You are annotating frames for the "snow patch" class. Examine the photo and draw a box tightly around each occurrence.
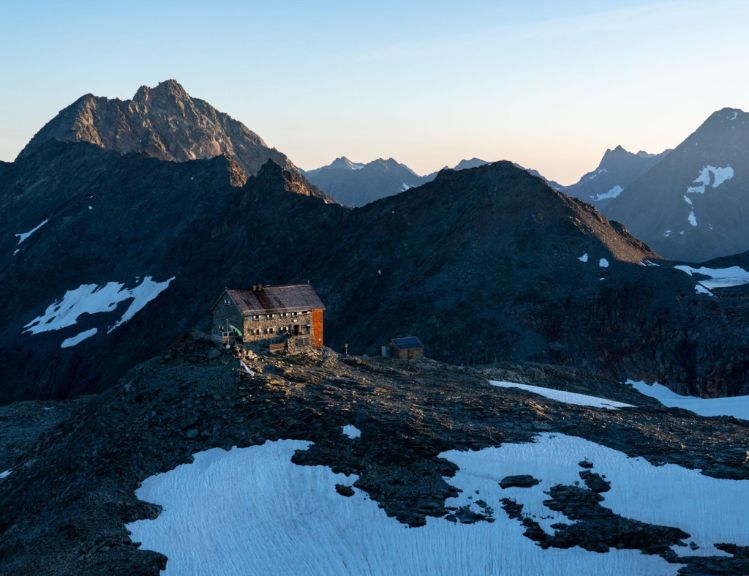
[400,182,411,192]
[599,258,609,268]
[0,469,11,480]
[490,380,632,410]
[674,265,749,289]
[694,284,714,297]
[594,185,623,201]
[342,424,361,439]
[578,253,589,263]
[586,168,608,181]
[239,361,254,376]
[126,437,689,576]
[629,380,749,421]
[15,219,49,245]
[24,276,175,336]
[60,328,98,349]
[106,277,176,333]
[686,166,734,194]
[687,210,698,227]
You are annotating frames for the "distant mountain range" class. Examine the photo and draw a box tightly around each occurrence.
[305,156,562,207]
[305,157,498,207]
[305,157,426,207]
[312,107,749,262]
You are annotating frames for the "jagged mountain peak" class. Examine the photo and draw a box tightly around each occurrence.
[601,145,649,165]
[250,159,333,202]
[16,80,303,184]
[326,156,361,170]
[453,157,489,171]
[133,78,189,102]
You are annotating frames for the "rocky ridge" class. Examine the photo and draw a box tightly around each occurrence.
[2,142,749,401]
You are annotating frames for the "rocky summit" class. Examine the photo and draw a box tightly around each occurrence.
[17,79,326,198]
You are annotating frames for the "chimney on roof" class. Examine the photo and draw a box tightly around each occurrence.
[251,284,263,292]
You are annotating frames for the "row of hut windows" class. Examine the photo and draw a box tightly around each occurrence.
[251,325,309,335]
[248,311,310,321]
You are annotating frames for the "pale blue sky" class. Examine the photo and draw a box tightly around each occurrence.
[2,0,748,183]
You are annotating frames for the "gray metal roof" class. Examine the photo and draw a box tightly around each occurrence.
[225,284,325,315]
[390,336,424,349]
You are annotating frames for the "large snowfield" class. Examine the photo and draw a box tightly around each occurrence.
[23,276,175,346]
[629,380,749,421]
[126,433,749,575]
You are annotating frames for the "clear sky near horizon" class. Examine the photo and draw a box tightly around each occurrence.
[2,0,748,184]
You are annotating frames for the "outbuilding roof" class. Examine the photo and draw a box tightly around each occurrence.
[224,284,325,315]
[390,336,424,350]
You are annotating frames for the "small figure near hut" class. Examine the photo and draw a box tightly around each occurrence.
[212,284,325,352]
[387,336,424,360]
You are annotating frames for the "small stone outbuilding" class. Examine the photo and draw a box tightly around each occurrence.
[212,284,325,352]
[389,336,424,360]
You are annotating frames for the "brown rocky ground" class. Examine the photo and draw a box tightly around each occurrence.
[0,332,746,575]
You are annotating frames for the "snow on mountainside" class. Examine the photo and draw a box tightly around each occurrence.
[0,140,338,402]
[603,108,749,261]
[23,276,175,347]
